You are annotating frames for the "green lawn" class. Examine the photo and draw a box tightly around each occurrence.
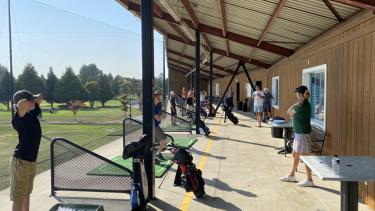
[0,99,142,191]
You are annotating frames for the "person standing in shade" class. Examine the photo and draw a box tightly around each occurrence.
[263,88,274,122]
[154,91,167,162]
[9,90,43,211]
[170,91,177,125]
[181,87,187,106]
[252,85,265,127]
[226,87,234,109]
[280,85,314,187]
[186,88,194,111]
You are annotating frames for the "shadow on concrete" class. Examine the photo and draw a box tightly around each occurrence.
[313,186,340,195]
[191,149,227,160]
[205,178,257,198]
[191,148,227,160]
[148,198,180,211]
[214,136,278,149]
[195,194,242,211]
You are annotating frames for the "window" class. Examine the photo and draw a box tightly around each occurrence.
[272,76,279,108]
[215,83,219,96]
[245,83,252,97]
[302,64,327,129]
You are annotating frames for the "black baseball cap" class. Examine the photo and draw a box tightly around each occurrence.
[13,90,37,104]
[294,85,308,94]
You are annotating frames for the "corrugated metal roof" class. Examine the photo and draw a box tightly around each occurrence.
[120,0,361,79]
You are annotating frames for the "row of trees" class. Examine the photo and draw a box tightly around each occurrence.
[0,63,147,109]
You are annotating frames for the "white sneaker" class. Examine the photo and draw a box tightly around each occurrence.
[297,179,315,187]
[280,175,297,182]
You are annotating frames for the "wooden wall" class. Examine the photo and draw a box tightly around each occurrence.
[266,10,375,209]
[212,10,375,209]
[169,70,208,95]
[212,69,268,105]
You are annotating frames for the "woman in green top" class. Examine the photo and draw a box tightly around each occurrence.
[280,85,314,187]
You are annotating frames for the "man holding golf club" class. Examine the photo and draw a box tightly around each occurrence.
[9,90,43,211]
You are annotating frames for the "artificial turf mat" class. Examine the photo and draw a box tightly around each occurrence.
[171,136,197,148]
[87,156,172,178]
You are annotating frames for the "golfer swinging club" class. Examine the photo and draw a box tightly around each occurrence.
[9,90,43,211]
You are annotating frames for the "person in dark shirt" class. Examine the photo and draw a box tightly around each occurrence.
[170,91,177,125]
[280,85,314,187]
[154,91,167,162]
[9,90,43,211]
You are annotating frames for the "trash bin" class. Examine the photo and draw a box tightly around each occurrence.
[271,127,283,138]
[237,101,243,110]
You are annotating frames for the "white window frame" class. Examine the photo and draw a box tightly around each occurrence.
[272,76,280,109]
[302,64,327,130]
[215,83,220,96]
[245,83,252,97]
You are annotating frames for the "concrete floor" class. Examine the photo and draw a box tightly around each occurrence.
[0,109,372,211]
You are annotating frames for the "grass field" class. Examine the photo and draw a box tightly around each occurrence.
[0,99,141,190]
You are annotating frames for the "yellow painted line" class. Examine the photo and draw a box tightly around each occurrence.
[179,115,223,211]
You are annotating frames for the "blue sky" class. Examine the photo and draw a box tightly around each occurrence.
[0,0,165,78]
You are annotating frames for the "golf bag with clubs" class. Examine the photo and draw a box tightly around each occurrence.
[224,106,239,125]
[123,134,150,211]
[170,143,205,198]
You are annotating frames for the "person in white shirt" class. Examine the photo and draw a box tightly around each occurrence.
[252,85,265,127]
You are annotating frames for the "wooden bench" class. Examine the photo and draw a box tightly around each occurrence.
[310,126,326,155]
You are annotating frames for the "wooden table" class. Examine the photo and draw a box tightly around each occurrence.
[300,156,375,211]
[269,121,293,156]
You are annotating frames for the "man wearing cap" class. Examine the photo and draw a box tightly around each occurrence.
[9,90,43,211]
[169,91,177,125]
[154,91,167,162]
[263,87,274,122]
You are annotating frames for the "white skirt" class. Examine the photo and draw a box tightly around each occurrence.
[293,133,311,154]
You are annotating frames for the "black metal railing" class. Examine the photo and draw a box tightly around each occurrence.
[50,137,132,196]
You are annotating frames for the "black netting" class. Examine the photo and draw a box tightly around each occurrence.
[51,138,132,194]
[123,118,144,148]
[160,110,192,133]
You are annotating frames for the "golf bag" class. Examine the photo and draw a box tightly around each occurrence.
[172,146,205,198]
[123,135,150,211]
[224,106,239,125]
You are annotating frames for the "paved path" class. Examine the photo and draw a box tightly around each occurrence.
[0,109,372,211]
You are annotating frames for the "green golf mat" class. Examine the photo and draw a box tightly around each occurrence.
[87,156,172,178]
[162,123,191,131]
[171,136,197,148]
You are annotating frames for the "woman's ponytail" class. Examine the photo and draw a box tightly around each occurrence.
[304,90,310,100]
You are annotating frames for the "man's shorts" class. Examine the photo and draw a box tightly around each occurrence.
[9,156,37,201]
[155,126,167,143]
[263,103,272,112]
[254,104,264,113]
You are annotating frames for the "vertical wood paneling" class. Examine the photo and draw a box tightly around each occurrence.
[210,15,375,210]
[363,33,372,205]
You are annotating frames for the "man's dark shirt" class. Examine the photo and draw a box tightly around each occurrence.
[12,104,42,162]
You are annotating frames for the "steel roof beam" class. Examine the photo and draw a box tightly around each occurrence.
[331,0,375,10]
[180,0,212,51]
[167,49,234,74]
[218,0,230,56]
[323,0,345,22]
[120,1,293,57]
[166,33,270,69]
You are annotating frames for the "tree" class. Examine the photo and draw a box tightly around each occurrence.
[119,79,131,95]
[111,75,123,96]
[16,64,45,94]
[79,64,103,85]
[98,74,114,107]
[117,95,129,116]
[85,81,100,108]
[0,69,12,110]
[55,67,89,104]
[45,67,58,108]
[0,65,6,80]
